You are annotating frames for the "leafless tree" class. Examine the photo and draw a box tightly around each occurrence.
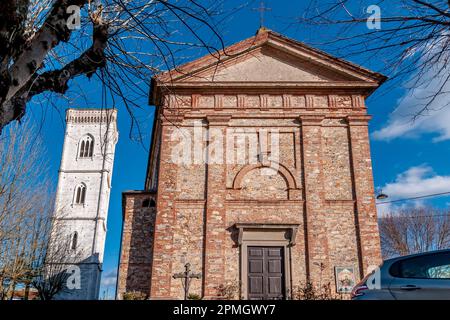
[0,121,49,252]
[31,217,87,301]
[301,0,450,118]
[0,121,52,299]
[0,121,84,300]
[0,0,246,135]
[379,207,450,259]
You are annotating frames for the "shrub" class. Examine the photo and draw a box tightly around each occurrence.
[122,291,148,300]
[216,281,240,300]
[292,282,339,300]
[187,293,201,300]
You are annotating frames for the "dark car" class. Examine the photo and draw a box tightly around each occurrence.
[352,249,450,300]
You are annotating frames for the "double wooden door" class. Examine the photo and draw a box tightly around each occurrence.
[247,246,285,300]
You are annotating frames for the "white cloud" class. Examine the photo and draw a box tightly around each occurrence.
[383,165,450,198]
[372,47,450,142]
[376,165,450,215]
[101,269,117,288]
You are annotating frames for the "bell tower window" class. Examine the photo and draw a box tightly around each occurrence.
[79,135,94,158]
[71,232,78,251]
[75,183,87,205]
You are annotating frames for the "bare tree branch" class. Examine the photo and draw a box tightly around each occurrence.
[0,0,235,138]
[379,207,450,259]
[301,0,450,118]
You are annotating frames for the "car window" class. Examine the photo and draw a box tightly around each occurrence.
[390,252,450,279]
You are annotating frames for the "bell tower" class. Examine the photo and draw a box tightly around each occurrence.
[52,108,118,300]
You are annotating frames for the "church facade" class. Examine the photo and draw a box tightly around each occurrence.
[117,30,386,300]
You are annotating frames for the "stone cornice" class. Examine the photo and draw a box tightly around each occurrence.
[226,199,304,207]
[299,115,325,125]
[206,115,232,126]
[234,223,301,246]
[55,217,106,221]
[346,115,372,125]
[158,81,379,90]
[59,169,110,174]
[156,113,373,126]
[66,108,118,124]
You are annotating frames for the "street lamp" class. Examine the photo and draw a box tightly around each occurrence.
[376,189,388,200]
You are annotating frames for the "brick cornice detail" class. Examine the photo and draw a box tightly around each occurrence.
[160,114,184,125]
[299,115,325,125]
[346,115,371,125]
[234,223,301,245]
[206,115,232,126]
[226,199,304,207]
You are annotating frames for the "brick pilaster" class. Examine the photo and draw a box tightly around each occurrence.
[300,115,331,284]
[347,115,382,278]
[202,115,230,298]
[150,122,178,298]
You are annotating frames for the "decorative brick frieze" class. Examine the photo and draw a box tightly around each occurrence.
[351,95,365,109]
[164,93,372,111]
[328,95,338,109]
[339,95,353,108]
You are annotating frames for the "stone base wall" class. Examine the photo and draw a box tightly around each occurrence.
[117,192,156,299]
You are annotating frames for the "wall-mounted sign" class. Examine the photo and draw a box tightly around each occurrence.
[335,266,356,293]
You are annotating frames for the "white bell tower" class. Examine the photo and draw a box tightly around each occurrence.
[52,108,118,300]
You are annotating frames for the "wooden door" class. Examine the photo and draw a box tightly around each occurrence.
[247,246,285,300]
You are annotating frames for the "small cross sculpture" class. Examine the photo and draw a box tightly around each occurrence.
[173,263,202,300]
[252,0,272,28]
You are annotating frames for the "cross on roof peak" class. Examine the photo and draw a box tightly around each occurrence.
[252,0,272,28]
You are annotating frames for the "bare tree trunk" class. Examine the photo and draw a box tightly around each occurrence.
[24,283,30,300]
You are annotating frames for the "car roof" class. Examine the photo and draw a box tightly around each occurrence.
[384,249,450,264]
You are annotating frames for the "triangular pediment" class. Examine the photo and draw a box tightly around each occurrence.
[150,30,386,103]
[179,46,358,83]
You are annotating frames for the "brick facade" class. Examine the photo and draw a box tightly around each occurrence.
[117,29,386,299]
[117,192,156,297]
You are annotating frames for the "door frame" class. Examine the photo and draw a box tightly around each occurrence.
[244,243,289,300]
[235,223,298,300]
[241,240,291,300]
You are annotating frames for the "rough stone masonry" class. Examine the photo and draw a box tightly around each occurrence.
[117,29,386,300]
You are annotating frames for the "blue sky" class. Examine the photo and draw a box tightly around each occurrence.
[20,1,450,299]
